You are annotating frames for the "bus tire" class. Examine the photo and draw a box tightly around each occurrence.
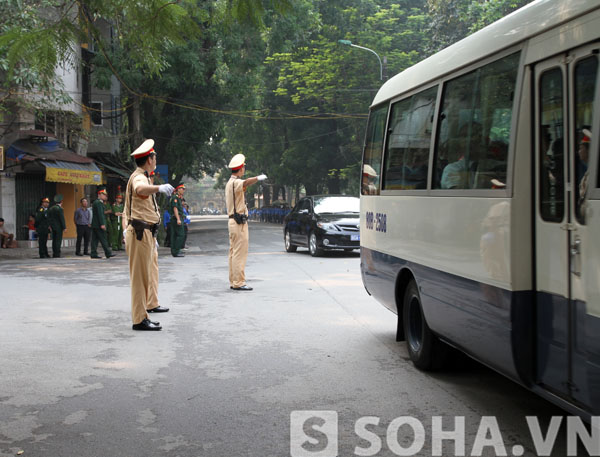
[309,232,322,257]
[403,280,445,371]
[285,230,297,252]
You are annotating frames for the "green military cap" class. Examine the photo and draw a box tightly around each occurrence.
[54,194,63,203]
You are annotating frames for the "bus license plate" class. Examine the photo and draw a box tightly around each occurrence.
[351,234,360,241]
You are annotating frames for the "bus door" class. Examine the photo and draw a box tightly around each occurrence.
[534,44,599,409]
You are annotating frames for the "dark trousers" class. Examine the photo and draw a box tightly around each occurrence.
[76,225,91,254]
[170,222,185,256]
[51,228,62,257]
[37,230,49,258]
[91,227,112,257]
[164,222,171,247]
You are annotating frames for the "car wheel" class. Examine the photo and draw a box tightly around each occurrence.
[308,232,322,257]
[284,230,297,252]
[402,280,446,370]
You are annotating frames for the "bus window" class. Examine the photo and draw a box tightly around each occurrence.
[382,86,437,190]
[574,55,598,224]
[433,52,520,190]
[362,104,387,195]
[539,68,565,222]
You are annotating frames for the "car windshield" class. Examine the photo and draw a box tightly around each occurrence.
[313,196,359,214]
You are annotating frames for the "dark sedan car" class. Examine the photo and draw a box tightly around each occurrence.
[283,195,360,256]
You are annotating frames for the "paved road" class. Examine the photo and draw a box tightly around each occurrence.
[0,221,575,457]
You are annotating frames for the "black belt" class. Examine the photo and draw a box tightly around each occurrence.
[229,213,248,224]
[129,219,159,240]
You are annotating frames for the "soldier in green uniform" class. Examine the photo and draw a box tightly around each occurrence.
[169,184,186,257]
[48,194,66,258]
[104,192,113,244]
[110,191,124,251]
[91,189,115,259]
[34,197,51,258]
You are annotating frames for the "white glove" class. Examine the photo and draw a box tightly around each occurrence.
[123,230,127,246]
[155,239,159,250]
[158,184,175,196]
[257,174,267,182]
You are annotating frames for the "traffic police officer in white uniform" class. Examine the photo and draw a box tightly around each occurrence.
[225,154,266,290]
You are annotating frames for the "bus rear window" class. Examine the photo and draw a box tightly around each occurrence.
[433,52,520,190]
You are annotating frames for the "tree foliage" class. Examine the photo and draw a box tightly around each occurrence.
[226,0,429,197]
[426,0,532,52]
[1,0,535,198]
[225,0,534,200]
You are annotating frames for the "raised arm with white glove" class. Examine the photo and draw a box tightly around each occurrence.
[257,174,268,181]
[158,184,175,196]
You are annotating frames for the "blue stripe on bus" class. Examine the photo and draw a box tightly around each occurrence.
[361,246,524,382]
[360,245,600,415]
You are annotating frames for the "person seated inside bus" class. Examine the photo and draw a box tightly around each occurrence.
[441,155,475,189]
[383,147,429,190]
[404,149,429,189]
[440,123,483,189]
[362,164,379,195]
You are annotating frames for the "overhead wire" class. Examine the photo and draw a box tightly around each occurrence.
[74,0,368,121]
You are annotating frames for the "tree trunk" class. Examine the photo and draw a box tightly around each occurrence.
[327,172,341,194]
[127,94,142,152]
[262,185,271,206]
[304,182,318,196]
[246,192,255,208]
[272,185,284,202]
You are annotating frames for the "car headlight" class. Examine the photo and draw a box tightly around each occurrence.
[317,222,335,231]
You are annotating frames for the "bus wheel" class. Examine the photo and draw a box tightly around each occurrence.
[285,230,297,252]
[403,280,444,370]
[309,232,322,257]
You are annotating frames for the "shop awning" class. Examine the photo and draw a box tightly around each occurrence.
[41,160,104,185]
[97,161,131,179]
[6,138,104,185]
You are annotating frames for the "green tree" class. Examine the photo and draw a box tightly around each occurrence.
[231,0,428,199]
[426,0,533,52]
[0,0,292,81]
[1,0,292,183]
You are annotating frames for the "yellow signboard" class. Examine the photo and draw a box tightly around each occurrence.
[45,167,103,185]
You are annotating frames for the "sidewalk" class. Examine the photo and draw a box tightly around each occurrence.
[0,238,76,260]
[0,218,281,260]
[0,244,173,261]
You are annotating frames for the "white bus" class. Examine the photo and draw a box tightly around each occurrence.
[360,0,600,419]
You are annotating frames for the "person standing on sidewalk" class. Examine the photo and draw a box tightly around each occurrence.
[110,191,124,251]
[104,193,113,245]
[74,198,91,256]
[123,139,174,331]
[48,194,66,258]
[35,197,51,258]
[90,189,114,259]
[169,184,186,257]
[225,154,267,291]
[163,208,171,247]
[182,200,190,249]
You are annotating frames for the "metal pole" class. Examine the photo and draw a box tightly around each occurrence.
[338,40,383,81]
